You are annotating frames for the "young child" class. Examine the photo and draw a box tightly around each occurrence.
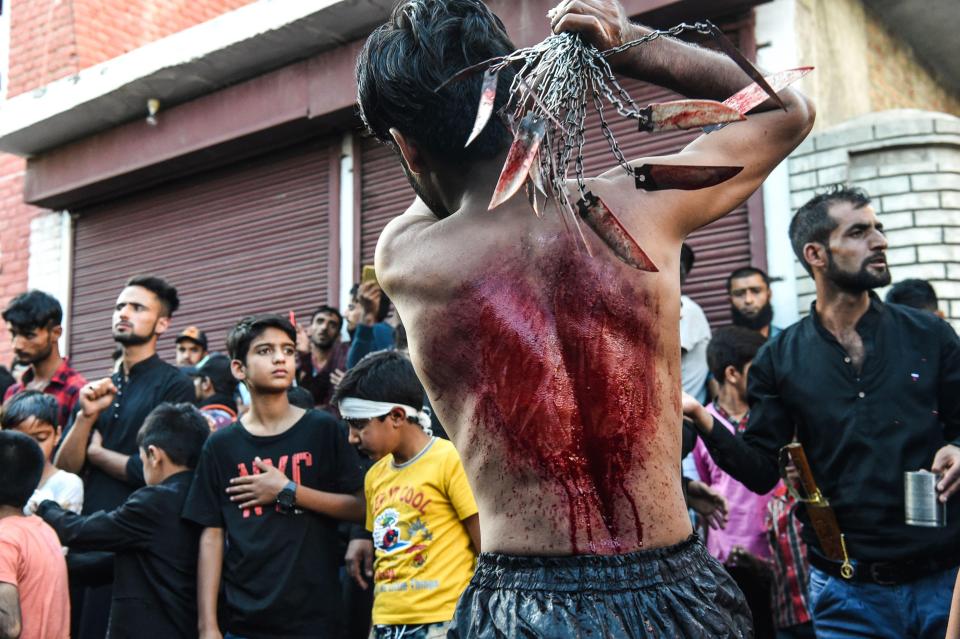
[38,402,210,639]
[336,351,479,639]
[1,391,83,515]
[183,314,365,639]
[686,326,779,637]
[0,430,70,639]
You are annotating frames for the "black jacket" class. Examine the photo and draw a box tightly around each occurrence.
[39,471,201,639]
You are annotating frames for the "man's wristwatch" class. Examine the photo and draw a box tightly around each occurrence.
[276,481,297,514]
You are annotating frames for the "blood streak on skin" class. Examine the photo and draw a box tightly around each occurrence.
[427,248,662,554]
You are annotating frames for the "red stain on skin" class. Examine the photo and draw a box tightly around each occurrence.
[425,245,662,553]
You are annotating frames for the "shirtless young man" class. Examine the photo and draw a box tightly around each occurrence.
[357,0,814,635]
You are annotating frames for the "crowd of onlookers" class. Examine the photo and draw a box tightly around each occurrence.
[0,186,957,639]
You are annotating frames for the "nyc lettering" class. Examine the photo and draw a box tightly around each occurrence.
[236,451,313,518]
[373,485,431,515]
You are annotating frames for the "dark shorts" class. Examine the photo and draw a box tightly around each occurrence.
[449,535,752,639]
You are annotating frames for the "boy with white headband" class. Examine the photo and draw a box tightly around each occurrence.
[336,351,479,639]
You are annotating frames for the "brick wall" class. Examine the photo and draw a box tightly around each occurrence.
[0,0,259,366]
[788,110,960,331]
[0,153,45,366]
[7,0,258,97]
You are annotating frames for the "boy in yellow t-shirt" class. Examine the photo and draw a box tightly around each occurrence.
[336,351,479,639]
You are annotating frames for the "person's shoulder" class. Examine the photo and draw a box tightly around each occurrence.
[50,469,83,491]
[302,408,340,429]
[204,421,244,448]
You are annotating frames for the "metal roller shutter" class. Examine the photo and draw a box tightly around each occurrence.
[356,18,761,326]
[70,137,338,378]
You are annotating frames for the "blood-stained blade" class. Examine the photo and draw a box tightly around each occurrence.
[703,67,813,133]
[529,153,547,195]
[637,99,744,132]
[724,67,813,114]
[466,68,499,147]
[526,180,543,218]
[489,114,546,210]
[434,56,503,93]
[634,164,743,191]
[706,20,785,111]
[577,192,658,272]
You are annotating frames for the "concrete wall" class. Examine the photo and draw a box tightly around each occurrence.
[787,109,960,331]
[795,0,959,130]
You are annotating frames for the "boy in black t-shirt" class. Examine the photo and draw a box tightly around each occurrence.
[39,402,210,639]
[183,314,364,639]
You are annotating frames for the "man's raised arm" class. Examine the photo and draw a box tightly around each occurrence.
[551,0,815,237]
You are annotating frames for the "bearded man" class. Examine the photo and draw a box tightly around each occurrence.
[687,186,960,638]
[2,290,86,425]
[55,275,194,639]
[727,266,780,338]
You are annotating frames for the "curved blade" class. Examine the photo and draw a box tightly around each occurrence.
[489,114,546,210]
[637,99,744,132]
[706,20,785,111]
[465,68,499,147]
[577,192,658,272]
[634,164,743,191]
[724,67,813,114]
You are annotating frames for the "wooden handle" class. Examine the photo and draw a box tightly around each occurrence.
[784,442,820,498]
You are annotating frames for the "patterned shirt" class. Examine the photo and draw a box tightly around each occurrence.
[766,485,811,629]
[3,358,86,427]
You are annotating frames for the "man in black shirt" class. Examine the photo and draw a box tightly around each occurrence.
[40,402,209,639]
[184,314,364,639]
[55,275,195,639]
[685,186,960,638]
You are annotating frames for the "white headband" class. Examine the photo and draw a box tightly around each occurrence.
[339,397,433,435]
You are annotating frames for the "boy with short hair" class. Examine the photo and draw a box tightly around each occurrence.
[0,430,70,639]
[687,326,778,636]
[38,402,210,639]
[2,391,83,515]
[183,314,365,639]
[335,351,479,639]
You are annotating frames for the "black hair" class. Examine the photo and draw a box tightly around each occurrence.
[0,367,15,403]
[125,275,180,317]
[790,185,871,275]
[356,0,517,164]
[226,313,297,365]
[136,403,210,469]
[0,391,58,430]
[726,266,771,292]
[885,278,939,312]
[311,305,344,330]
[0,430,45,508]
[707,326,768,383]
[333,351,424,415]
[2,290,63,332]
[287,386,315,410]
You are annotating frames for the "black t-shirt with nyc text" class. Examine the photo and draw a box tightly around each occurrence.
[182,409,363,639]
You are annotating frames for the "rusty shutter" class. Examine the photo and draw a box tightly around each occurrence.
[355,17,762,326]
[358,136,413,266]
[69,137,339,378]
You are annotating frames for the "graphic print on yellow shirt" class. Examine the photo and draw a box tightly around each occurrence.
[366,437,478,625]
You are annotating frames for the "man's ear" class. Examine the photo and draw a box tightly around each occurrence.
[389,128,428,175]
[231,360,247,383]
[155,316,172,336]
[51,325,63,341]
[803,242,828,273]
[724,364,740,386]
[389,409,407,427]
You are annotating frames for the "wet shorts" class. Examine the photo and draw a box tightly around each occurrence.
[448,535,752,638]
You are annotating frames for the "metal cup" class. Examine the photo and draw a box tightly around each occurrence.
[904,470,946,527]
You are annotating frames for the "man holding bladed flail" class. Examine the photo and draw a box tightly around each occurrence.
[356,0,814,636]
[685,184,960,638]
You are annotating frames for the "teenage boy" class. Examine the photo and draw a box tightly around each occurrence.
[336,351,479,639]
[0,431,70,639]
[183,314,365,639]
[38,403,209,639]
[690,326,777,636]
[2,391,83,515]
[2,290,86,427]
